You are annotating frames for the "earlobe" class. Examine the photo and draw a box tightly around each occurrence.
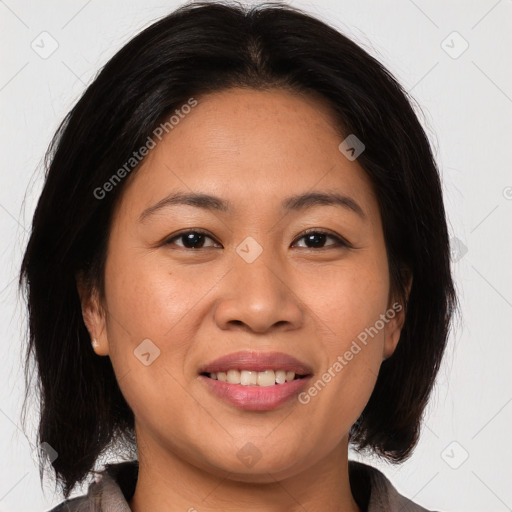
[383,275,412,360]
[76,273,109,356]
[382,305,405,360]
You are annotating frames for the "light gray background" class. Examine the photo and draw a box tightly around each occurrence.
[1,1,511,511]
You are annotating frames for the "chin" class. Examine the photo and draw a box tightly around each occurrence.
[196,448,311,483]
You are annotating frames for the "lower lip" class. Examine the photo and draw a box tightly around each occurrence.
[199,375,312,411]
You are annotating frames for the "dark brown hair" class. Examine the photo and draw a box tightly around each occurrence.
[20,0,456,498]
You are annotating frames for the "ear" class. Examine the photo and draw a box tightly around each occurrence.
[382,275,412,360]
[76,272,109,356]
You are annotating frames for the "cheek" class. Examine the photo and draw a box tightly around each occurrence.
[103,243,214,351]
[299,254,389,430]
[101,242,228,407]
[101,250,204,441]
[316,255,390,349]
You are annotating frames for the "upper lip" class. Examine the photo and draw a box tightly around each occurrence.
[198,350,313,375]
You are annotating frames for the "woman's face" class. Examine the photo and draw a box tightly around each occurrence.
[82,88,405,481]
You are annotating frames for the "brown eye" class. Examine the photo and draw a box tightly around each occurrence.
[165,230,220,249]
[293,230,349,249]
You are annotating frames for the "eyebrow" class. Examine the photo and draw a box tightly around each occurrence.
[138,190,365,222]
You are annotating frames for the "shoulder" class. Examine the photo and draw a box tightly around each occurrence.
[46,495,90,512]
[45,460,138,512]
[349,460,440,512]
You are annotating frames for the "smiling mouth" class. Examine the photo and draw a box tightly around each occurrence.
[201,369,308,386]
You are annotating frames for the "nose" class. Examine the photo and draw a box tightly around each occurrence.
[213,250,305,334]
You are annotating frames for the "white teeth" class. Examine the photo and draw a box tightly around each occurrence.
[240,370,257,386]
[257,370,275,387]
[207,369,299,386]
[226,369,241,384]
[275,370,287,384]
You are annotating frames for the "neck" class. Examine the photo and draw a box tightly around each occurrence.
[129,432,361,512]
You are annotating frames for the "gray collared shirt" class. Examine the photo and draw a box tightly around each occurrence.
[47,460,437,512]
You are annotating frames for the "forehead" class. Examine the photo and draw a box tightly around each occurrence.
[117,88,378,219]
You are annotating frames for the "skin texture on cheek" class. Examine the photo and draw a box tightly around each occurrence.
[82,88,406,511]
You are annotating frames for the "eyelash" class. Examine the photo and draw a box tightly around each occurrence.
[163,228,351,250]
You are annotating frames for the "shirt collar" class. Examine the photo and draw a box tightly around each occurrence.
[54,459,433,512]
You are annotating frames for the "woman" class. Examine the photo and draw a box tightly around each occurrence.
[20,2,456,511]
